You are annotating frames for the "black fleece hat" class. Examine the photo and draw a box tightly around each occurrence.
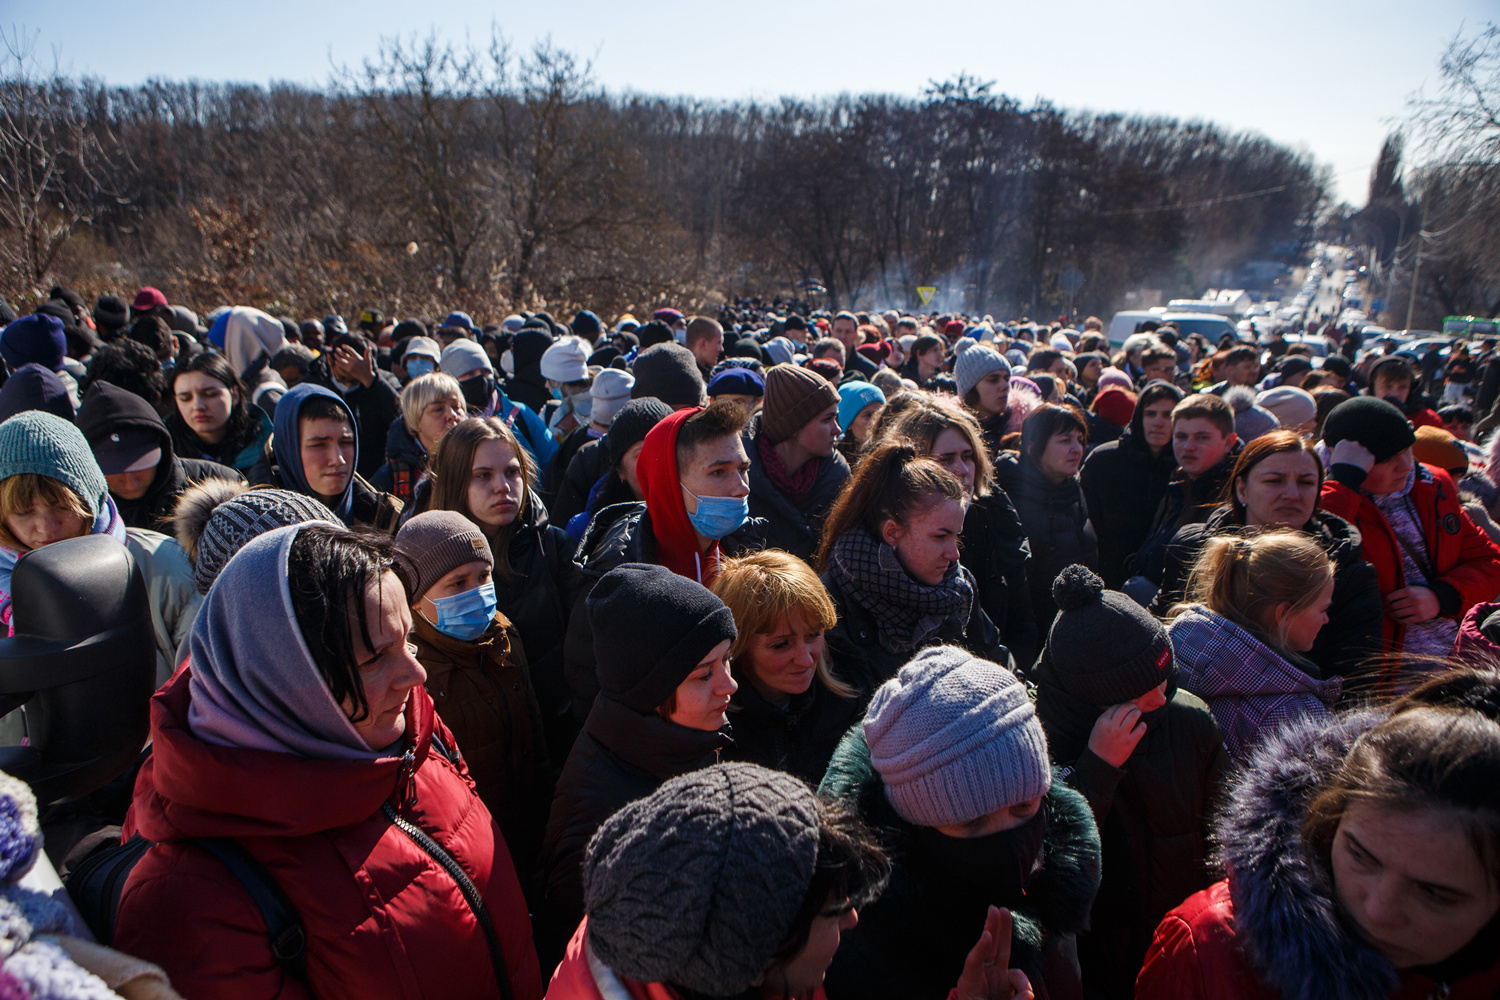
[0,363,74,423]
[1322,396,1415,464]
[606,397,673,468]
[631,343,705,409]
[94,296,129,337]
[587,562,737,713]
[1047,565,1174,706]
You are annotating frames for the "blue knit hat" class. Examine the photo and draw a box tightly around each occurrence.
[864,645,1051,826]
[706,367,764,399]
[0,411,108,519]
[0,315,67,373]
[837,381,885,433]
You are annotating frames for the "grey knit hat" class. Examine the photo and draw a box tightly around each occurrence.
[631,343,705,409]
[193,488,338,594]
[0,411,107,520]
[394,511,494,600]
[583,763,821,996]
[955,345,1011,398]
[864,646,1051,827]
[1047,565,1174,706]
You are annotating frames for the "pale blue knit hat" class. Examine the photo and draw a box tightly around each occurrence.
[0,411,108,519]
[864,645,1051,826]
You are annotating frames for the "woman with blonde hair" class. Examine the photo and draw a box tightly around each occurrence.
[372,372,466,505]
[710,549,858,784]
[1167,529,1342,762]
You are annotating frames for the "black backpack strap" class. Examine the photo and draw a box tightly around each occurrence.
[191,838,309,987]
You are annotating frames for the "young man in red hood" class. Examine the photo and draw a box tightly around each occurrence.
[562,400,758,722]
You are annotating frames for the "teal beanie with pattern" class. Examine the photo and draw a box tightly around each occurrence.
[0,411,108,519]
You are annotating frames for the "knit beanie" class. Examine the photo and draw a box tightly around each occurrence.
[631,343,705,409]
[1412,425,1469,474]
[761,364,840,444]
[584,763,820,996]
[394,511,495,601]
[403,336,441,362]
[763,337,797,367]
[0,411,107,520]
[590,369,635,426]
[837,381,885,433]
[1092,387,1137,429]
[571,310,603,341]
[439,338,493,377]
[0,363,74,424]
[0,315,67,373]
[1047,565,1174,706]
[1322,396,1415,463]
[1226,386,1278,444]
[1096,367,1134,393]
[864,646,1051,827]
[541,336,590,383]
[93,295,129,336]
[587,563,737,712]
[955,345,1011,398]
[1256,386,1317,429]
[706,368,764,399]
[193,487,338,594]
[606,398,673,468]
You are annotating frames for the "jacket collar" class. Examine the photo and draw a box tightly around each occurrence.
[584,694,726,782]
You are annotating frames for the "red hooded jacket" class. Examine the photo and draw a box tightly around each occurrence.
[115,667,543,1000]
[637,406,722,585]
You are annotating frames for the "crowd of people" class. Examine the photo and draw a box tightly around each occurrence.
[0,283,1497,1000]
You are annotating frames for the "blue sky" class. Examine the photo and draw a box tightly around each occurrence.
[9,0,1492,205]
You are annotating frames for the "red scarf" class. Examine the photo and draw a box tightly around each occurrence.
[638,407,721,584]
[756,434,820,504]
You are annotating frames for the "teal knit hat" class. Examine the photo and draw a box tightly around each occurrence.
[0,411,108,519]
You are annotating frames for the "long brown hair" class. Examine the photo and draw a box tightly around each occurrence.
[815,440,966,572]
[886,399,995,497]
[428,417,532,578]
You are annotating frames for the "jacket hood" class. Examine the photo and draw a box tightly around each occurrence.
[637,407,712,581]
[511,329,552,381]
[216,306,288,377]
[272,382,358,519]
[76,378,175,469]
[1168,604,1340,702]
[1128,380,1184,441]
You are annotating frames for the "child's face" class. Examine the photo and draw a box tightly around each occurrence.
[6,501,89,551]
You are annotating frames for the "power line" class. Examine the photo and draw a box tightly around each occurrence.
[1093,184,1290,216]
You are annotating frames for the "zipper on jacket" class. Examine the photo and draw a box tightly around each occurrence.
[381,802,514,1000]
[394,746,418,811]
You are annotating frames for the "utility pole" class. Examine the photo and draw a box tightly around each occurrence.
[1404,238,1423,332]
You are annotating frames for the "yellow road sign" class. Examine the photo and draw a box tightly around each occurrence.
[917,286,937,305]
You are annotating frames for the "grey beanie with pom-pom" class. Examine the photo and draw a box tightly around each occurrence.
[1047,564,1174,706]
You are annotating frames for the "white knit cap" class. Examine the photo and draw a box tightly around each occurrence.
[590,369,635,426]
[542,336,590,383]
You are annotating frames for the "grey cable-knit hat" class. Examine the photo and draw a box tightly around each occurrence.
[192,488,338,594]
[394,510,494,600]
[954,345,1011,398]
[583,763,821,996]
[864,645,1051,827]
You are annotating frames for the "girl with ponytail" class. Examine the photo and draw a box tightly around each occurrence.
[817,440,1005,702]
[1167,529,1343,762]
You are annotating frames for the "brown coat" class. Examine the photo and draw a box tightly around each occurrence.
[411,611,553,883]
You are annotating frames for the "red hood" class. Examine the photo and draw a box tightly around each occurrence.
[130,665,439,843]
[637,406,720,583]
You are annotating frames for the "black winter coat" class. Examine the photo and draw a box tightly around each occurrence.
[993,452,1099,632]
[821,561,1006,706]
[540,424,598,511]
[961,490,1039,665]
[1032,656,1231,1000]
[745,417,850,562]
[1080,431,1178,589]
[534,695,726,970]
[819,726,1101,1000]
[1130,444,1241,586]
[370,416,427,501]
[722,676,859,787]
[550,434,610,530]
[1149,505,1384,682]
[263,466,403,534]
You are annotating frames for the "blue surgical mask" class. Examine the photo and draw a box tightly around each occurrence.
[406,357,436,378]
[681,483,749,539]
[551,386,564,400]
[428,581,498,641]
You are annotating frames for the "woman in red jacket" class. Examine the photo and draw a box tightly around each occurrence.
[1136,665,1500,1000]
[114,522,542,1000]
[1318,396,1500,695]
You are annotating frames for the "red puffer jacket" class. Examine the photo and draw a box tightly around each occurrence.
[1320,462,1500,694]
[115,667,543,1000]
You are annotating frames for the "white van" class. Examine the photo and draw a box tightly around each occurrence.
[1107,311,1238,350]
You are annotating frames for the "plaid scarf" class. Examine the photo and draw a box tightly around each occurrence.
[757,435,820,504]
[829,524,974,654]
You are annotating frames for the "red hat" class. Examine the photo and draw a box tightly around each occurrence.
[1092,387,1137,429]
[857,341,892,364]
[132,287,168,312]
[653,308,684,324]
[806,358,842,384]
[944,320,966,338]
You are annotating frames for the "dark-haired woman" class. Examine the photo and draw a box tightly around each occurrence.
[817,441,1005,703]
[165,353,273,485]
[429,416,578,761]
[994,403,1099,633]
[1150,430,1382,685]
[114,523,542,1000]
[1138,666,1500,999]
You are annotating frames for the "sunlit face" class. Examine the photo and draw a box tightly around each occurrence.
[1037,428,1084,482]
[299,416,355,501]
[1228,359,1259,386]
[1372,375,1410,405]
[742,615,825,704]
[919,347,944,372]
[971,370,1009,418]
[668,639,737,731]
[933,796,1043,838]
[1141,399,1175,452]
[831,317,859,350]
[1332,801,1500,969]
[1275,576,1333,652]
[1079,358,1102,385]
[1236,450,1320,528]
[416,395,465,453]
[929,427,978,498]
[793,403,841,460]
[5,497,89,551]
[679,435,751,506]
[1361,447,1415,496]
[344,571,428,749]
[1141,358,1175,383]
[466,439,525,530]
[175,371,235,443]
[881,497,965,586]
[1173,418,1236,478]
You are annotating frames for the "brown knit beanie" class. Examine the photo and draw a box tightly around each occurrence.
[393,511,494,600]
[761,364,840,444]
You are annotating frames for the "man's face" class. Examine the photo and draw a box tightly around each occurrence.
[679,434,751,504]
[831,317,859,351]
[1229,359,1259,386]
[1373,375,1410,405]
[1173,417,1236,478]
[691,329,723,368]
[1141,358,1175,383]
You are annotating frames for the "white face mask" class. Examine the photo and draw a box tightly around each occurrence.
[673,327,687,345]
[500,349,515,376]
